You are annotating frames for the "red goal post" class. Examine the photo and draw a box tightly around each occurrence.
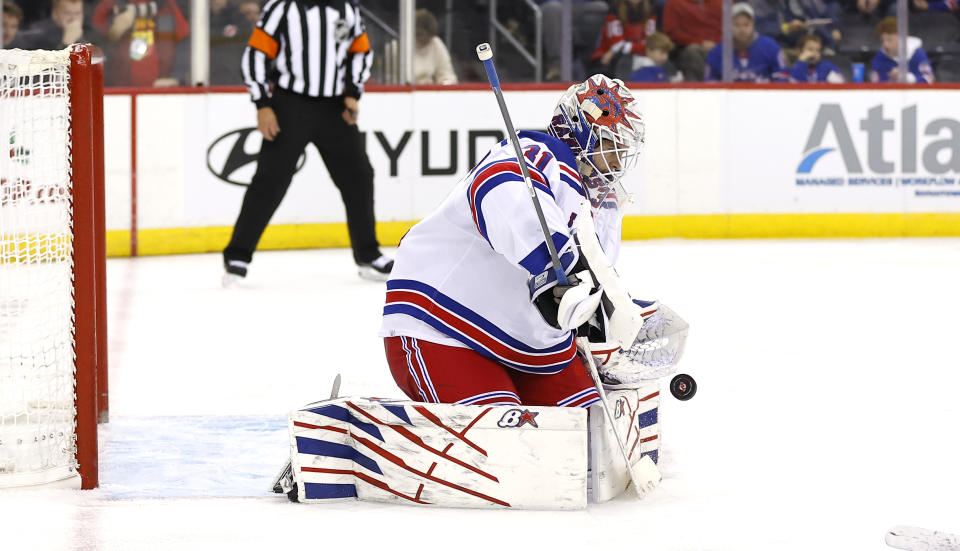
[0,44,107,490]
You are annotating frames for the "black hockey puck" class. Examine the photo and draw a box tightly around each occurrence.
[670,374,697,401]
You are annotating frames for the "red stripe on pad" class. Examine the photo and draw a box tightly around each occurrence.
[413,405,488,457]
[347,402,499,483]
[460,407,493,436]
[301,467,430,504]
[293,421,347,434]
[348,431,510,507]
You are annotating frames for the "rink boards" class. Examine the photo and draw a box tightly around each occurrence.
[93,86,960,256]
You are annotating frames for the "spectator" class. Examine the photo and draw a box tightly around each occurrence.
[2,2,27,48]
[789,34,845,82]
[588,0,656,80]
[628,31,684,81]
[662,0,722,81]
[537,0,610,81]
[237,0,260,26]
[92,0,189,87]
[11,0,50,27]
[869,16,934,83]
[22,0,89,50]
[209,0,250,85]
[750,0,802,45]
[911,0,958,11]
[750,0,842,52]
[849,0,895,16]
[413,8,457,85]
[705,3,788,82]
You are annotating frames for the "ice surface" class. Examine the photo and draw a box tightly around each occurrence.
[3,240,960,550]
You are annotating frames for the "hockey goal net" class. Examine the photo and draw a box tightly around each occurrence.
[0,45,106,489]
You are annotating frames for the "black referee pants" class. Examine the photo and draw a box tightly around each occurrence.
[224,89,381,266]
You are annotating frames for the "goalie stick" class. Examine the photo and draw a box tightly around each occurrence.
[476,43,568,287]
[270,374,341,497]
[886,526,960,551]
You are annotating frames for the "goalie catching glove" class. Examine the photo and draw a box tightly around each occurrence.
[589,300,689,384]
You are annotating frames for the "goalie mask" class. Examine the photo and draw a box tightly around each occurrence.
[548,75,645,217]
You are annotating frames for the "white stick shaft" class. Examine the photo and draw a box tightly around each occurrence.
[577,337,643,496]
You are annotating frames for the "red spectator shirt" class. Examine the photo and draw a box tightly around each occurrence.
[93,0,190,86]
[662,0,722,47]
[590,14,656,61]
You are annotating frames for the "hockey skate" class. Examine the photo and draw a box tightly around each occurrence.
[222,259,248,287]
[270,460,296,500]
[271,375,340,502]
[356,255,393,281]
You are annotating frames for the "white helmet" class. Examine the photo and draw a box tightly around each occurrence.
[548,75,645,215]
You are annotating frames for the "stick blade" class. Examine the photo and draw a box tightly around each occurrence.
[886,526,960,551]
[629,455,662,498]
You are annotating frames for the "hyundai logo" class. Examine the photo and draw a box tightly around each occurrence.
[206,128,306,186]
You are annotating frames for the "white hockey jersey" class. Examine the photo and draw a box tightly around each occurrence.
[379,131,622,375]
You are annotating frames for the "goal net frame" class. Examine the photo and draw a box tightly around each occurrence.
[0,44,107,490]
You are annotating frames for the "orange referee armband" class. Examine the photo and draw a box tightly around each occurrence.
[348,32,370,54]
[248,28,279,59]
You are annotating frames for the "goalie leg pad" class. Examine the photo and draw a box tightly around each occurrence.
[286,386,662,508]
[288,397,589,509]
[588,381,661,502]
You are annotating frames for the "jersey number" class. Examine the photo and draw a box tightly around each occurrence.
[523,145,553,172]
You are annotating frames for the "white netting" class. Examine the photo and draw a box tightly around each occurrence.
[0,49,80,487]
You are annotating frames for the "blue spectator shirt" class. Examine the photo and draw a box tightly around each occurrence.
[789,60,844,83]
[704,35,788,82]
[629,65,667,82]
[926,0,957,11]
[869,37,934,84]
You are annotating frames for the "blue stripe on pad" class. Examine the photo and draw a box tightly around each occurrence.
[637,408,658,429]
[295,437,383,475]
[303,404,384,441]
[304,482,358,499]
[382,404,412,425]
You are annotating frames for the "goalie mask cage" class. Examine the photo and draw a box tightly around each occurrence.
[0,45,107,490]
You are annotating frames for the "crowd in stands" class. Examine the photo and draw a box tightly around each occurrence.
[2,0,958,86]
[3,0,192,86]
[2,0,253,86]
[541,0,957,83]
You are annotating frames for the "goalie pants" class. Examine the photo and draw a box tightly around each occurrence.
[384,336,601,408]
[223,89,382,266]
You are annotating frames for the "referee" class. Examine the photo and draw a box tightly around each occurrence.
[223,0,393,283]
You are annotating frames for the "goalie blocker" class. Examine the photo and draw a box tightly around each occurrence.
[278,382,661,509]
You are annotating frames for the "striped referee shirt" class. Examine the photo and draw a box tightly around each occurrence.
[241,0,373,108]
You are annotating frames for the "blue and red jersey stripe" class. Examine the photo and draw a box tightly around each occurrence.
[383,279,577,374]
